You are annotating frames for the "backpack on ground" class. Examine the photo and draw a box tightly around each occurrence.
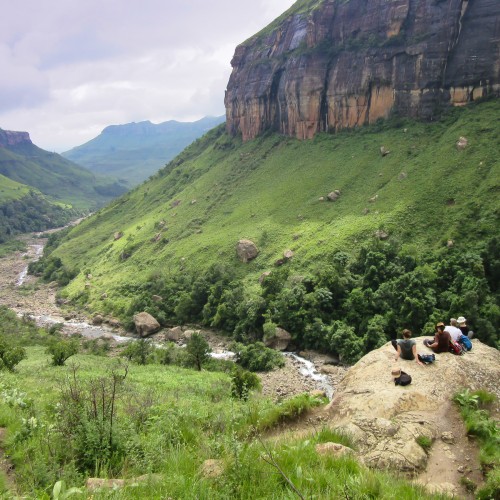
[418,354,435,364]
[449,339,465,355]
[459,335,472,351]
[395,371,412,386]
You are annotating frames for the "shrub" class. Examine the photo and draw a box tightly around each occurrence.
[416,435,432,453]
[0,338,26,371]
[185,333,211,371]
[232,342,285,372]
[231,366,261,400]
[121,339,154,365]
[46,338,79,366]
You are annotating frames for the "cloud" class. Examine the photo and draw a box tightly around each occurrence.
[0,0,296,151]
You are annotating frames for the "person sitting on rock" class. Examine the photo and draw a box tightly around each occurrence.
[423,322,451,353]
[445,318,463,342]
[457,316,474,339]
[392,329,424,366]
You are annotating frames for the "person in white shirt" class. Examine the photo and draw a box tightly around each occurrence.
[445,318,463,342]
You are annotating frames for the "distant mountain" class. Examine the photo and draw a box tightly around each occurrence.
[0,128,128,211]
[62,116,226,186]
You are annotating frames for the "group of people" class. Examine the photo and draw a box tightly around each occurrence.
[392,316,473,367]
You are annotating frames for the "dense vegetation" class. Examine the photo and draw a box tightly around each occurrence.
[0,307,451,498]
[31,100,500,362]
[0,191,78,244]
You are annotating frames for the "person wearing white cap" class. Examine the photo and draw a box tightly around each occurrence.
[457,316,474,339]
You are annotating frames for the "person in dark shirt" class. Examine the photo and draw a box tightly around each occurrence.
[423,322,451,353]
[392,329,424,366]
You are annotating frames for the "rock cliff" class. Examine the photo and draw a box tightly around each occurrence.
[225,0,500,141]
[0,129,31,148]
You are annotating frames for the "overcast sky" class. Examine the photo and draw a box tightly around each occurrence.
[0,0,295,152]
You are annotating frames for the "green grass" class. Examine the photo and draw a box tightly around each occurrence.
[0,342,447,499]
[48,100,499,318]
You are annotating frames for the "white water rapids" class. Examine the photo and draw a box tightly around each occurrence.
[14,236,336,399]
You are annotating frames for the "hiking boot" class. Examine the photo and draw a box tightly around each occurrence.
[467,330,474,339]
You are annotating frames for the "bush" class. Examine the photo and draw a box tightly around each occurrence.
[46,338,79,366]
[233,342,285,372]
[121,339,155,365]
[185,333,211,371]
[231,366,261,400]
[0,338,26,371]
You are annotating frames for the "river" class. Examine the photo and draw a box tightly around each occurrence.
[1,232,342,399]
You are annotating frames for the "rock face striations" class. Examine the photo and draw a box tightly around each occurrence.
[225,0,500,141]
[0,129,31,148]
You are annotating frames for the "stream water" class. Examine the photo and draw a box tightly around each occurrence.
[11,234,336,399]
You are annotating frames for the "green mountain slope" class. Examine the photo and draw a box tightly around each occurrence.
[62,116,225,187]
[44,100,499,350]
[0,132,128,210]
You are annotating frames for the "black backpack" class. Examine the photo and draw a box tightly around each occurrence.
[395,371,412,386]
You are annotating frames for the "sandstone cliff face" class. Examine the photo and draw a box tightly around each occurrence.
[225,0,500,141]
[0,129,32,147]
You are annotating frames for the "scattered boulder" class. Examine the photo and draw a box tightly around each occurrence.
[259,271,271,284]
[369,195,378,203]
[283,249,294,260]
[182,329,196,341]
[86,274,92,280]
[380,146,390,156]
[86,478,125,491]
[374,230,389,240]
[113,232,123,241]
[108,318,121,328]
[100,293,108,300]
[456,136,468,150]
[327,191,340,202]
[398,172,408,180]
[441,432,455,444]
[236,239,259,263]
[92,314,104,326]
[151,233,162,243]
[152,295,163,303]
[318,196,325,201]
[190,199,197,205]
[133,312,161,337]
[166,326,183,342]
[264,327,292,351]
[171,199,181,208]
[201,459,224,479]
[316,442,355,458]
[362,208,370,215]
[447,240,454,248]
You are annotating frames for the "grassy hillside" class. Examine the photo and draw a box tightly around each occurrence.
[0,140,127,210]
[0,174,31,204]
[0,306,468,499]
[43,100,499,349]
[62,116,225,187]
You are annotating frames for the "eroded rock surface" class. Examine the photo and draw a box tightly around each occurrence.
[225,0,500,141]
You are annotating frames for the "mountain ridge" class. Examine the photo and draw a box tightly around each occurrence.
[62,115,225,186]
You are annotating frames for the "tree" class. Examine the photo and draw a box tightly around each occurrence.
[46,338,79,366]
[185,333,211,371]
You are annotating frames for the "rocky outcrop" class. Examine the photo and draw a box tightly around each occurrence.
[0,129,31,147]
[326,337,500,475]
[225,0,500,141]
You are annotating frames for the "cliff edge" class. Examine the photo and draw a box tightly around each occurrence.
[225,0,500,141]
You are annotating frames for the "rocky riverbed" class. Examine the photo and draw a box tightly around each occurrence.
[0,233,348,401]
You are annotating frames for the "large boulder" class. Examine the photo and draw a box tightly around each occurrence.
[236,239,259,263]
[325,338,500,475]
[264,327,292,351]
[133,312,160,337]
